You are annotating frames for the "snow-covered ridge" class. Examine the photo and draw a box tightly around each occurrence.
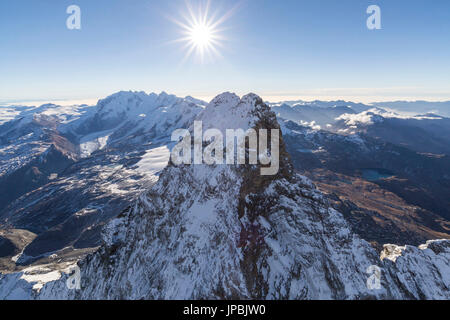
[0,103,95,128]
[67,91,205,153]
[381,240,450,263]
[0,91,205,178]
[336,107,446,126]
[1,91,206,160]
[267,99,372,114]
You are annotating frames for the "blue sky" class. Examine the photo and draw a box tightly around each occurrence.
[1,0,449,104]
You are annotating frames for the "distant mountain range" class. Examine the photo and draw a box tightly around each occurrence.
[371,101,450,118]
[269,99,450,117]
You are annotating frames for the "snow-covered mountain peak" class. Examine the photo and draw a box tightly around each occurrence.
[67,91,205,154]
[240,92,262,105]
[96,91,175,117]
[209,92,240,107]
[196,92,274,132]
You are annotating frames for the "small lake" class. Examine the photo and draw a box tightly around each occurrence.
[361,168,394,181]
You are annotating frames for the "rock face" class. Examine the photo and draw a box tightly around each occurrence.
[1,93,449,300]
[381,240,450,300]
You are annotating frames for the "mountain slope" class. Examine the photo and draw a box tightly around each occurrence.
[280,118,450,240]
[0,92,204,271]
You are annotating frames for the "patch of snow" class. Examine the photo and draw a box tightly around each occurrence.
[79,131,111,158]
[135,146,170,176]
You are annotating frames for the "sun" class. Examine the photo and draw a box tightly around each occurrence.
[183,19,219,61]
[170,0,236,63]
[189,24,213,49]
